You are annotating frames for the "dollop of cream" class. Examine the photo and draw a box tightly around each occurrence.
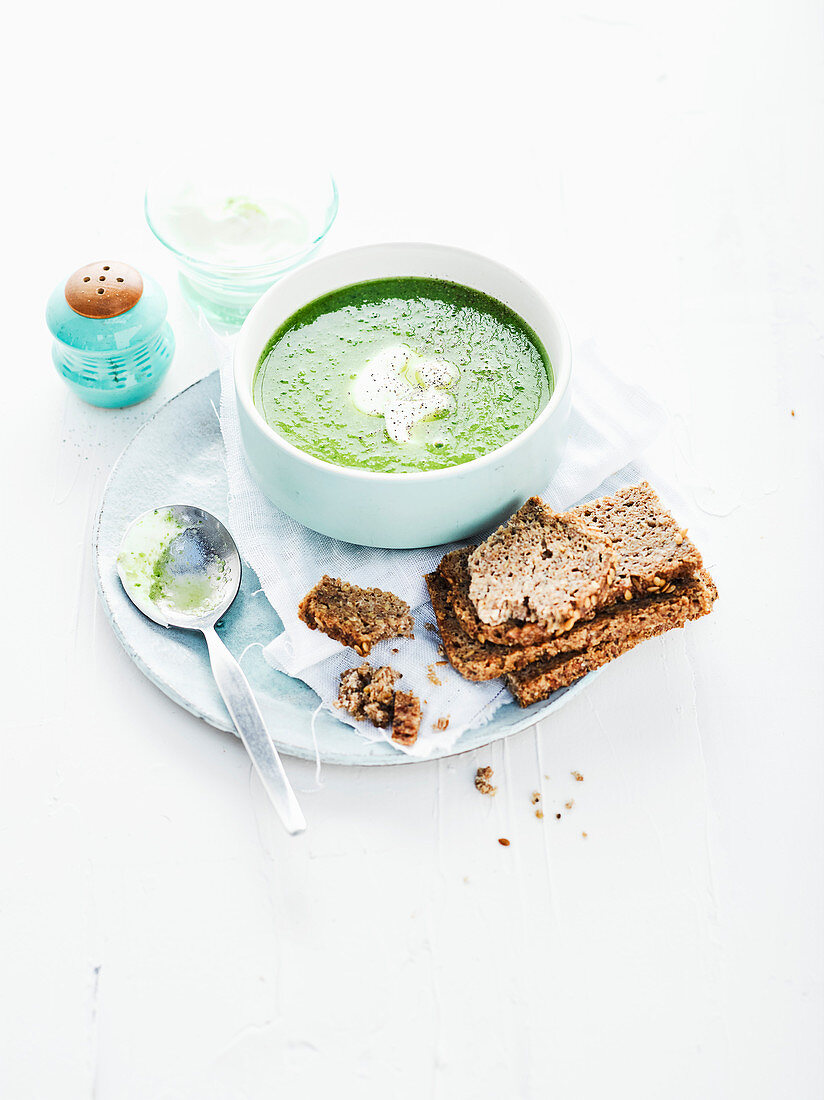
[351,346,459,443]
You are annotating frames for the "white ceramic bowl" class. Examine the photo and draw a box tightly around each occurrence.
[234,243,572,548]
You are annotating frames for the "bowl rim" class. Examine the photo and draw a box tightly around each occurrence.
[144,174,340,275]
[234,242,572,484]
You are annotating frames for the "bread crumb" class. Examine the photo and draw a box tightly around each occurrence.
[555,813,561,820]
[391,648,399,654]
[791,409,795,416]
[437,644,446,657]
[424,622,437,632]
[435,660,449,666]
[433,715,450,731]
[427,664,443,686]
[582,831,588,838]
[475,766,497,796]
[530,791,541,805]
[565,799,574,810]
[571,771,584,782]
[498,837,510,847]
[535,809,544,819]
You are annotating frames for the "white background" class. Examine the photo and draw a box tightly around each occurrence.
[2,1,822,1096]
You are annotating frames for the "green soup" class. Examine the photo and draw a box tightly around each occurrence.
[253,276,552,474]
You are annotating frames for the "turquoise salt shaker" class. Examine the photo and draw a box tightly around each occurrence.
[46,260,174,407]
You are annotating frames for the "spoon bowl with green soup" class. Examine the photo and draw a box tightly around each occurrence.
[234,244,572,548]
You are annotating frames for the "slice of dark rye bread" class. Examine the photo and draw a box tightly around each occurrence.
[504,575,718,708]
[502,565,714,706]
[440,484,704,646]
[504,632,661,707]
[299,576,414,657]
[466,497,618,631]
[439,547,579,647]
[426,568,716,682]
[569,482,702,600]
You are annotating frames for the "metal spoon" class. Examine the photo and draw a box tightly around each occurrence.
[116,505,306,835]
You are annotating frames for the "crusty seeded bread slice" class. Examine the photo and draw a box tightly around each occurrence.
[504,566,717,706]
[427,569,560,676]
[466,497,618,631]
[439,547,573,646]
[569,482,702,601]
[299,576,414,657]
[504,634,654,707]
[426,567,716,682]
[441,484,705,645]
[392,690,422,746]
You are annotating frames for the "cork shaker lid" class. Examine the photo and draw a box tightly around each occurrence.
[65,261,144,319]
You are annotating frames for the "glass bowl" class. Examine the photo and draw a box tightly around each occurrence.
[145,154,338,330]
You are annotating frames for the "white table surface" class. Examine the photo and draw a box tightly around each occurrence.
[2,2,822,1096]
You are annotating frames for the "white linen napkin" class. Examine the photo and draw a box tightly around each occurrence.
[215,330,667,758]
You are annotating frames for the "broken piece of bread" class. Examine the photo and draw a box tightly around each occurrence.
[392,691,422,746]
[336,664,401,727]
[336,663,421,747]
[299,576,414,656]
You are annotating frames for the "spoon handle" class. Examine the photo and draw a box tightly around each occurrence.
[202,625,306,835]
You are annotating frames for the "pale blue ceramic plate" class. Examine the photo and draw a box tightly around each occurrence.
[93,372,597,765]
